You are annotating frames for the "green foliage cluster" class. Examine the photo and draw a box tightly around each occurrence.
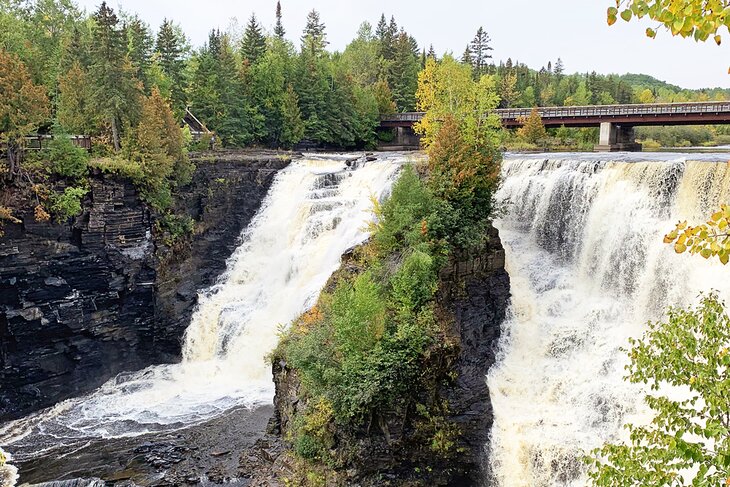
[278,166,457,463]
[283,170,436,407]
[587,294,730,486]
[45,133,90,180]
[156,213,195,246]
[636,125,724,148]
[50,186,88,221]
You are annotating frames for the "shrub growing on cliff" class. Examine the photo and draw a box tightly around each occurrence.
[46,132,90,180]
[280,167,443,426]
[50,186,88,221]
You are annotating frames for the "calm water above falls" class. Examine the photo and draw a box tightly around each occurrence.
[489,152,730,486]
[0,154,402,462]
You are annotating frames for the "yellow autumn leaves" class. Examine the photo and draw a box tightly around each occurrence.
[607,0,730,44]
[664,204,730,264]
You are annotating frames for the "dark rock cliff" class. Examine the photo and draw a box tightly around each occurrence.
[267,226,510,486]
[0,151,290,420]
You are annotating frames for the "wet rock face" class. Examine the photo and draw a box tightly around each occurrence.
[442,232,510,483]
[0,152,289,420]
[0,175,156,420]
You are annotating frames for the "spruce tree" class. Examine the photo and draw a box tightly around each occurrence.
[469,26,493,78]
[241,14,267,65]
[461,46,473,65]
[156,19,187,114]
[274,1,285,38]
[375,14,393,59]
[126,16,153,90]
[427,44,436,60]
[391,30,420,111]
[89,1,141,151]
[301,9,327,56]
[554,57,564,78]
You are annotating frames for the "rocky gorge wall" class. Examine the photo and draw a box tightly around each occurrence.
[0,151,290,420]
[265,226,510,486]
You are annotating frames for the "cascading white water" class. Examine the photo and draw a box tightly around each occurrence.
[0,153,402,458]
[488,152,730,486]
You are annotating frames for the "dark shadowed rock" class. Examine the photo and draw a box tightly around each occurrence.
[0,151,290,420]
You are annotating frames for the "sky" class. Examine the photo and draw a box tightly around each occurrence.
[73,0,730,90]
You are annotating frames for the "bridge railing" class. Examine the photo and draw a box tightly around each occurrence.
[381,101,730,123]
[496,101,730,120]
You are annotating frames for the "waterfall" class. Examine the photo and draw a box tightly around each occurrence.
[488,152,730,486]
[0,154,402,459]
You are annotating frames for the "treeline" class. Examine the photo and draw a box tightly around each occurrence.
[478,58,730,109]
[2,0,728,161]
[0,0,427,152]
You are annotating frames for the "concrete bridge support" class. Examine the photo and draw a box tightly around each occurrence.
[595,122,642,152]
[378,126,422,150]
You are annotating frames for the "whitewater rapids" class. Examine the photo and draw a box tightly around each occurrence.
[0,153,403,460]
[488,152,730,486]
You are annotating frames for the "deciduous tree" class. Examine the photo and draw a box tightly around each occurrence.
[517,107,547,144]
[0,49,50,179]
[587,294,730,486]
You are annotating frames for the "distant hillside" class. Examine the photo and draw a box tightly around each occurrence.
[619,73,730,96]
[619,74,683,92]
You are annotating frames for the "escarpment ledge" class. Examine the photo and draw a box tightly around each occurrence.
[0,151,291,420]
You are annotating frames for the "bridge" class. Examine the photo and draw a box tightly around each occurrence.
[380,101,730,151]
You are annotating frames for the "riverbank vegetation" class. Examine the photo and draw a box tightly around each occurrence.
[273,53,502,484]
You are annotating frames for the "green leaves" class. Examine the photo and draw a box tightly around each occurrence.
[586,295,730,486]
[607,6,619,25]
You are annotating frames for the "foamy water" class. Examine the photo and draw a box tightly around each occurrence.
[488,153,730,486]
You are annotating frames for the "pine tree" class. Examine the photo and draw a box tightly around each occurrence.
[241,14,267,65]
[156,19,187,114]
[274,1,285,38]
[301,9,327,56]
[469,27,493,78]
[89,1,142,151]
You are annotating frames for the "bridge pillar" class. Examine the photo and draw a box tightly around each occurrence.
[595,122,642,152]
